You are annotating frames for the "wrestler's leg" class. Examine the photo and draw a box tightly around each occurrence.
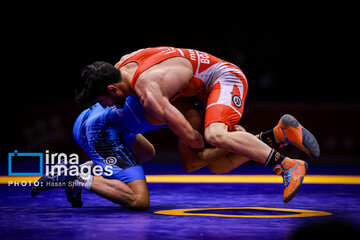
[172,97,226,171]
[173,97,249,172]
[90,177,149,211]
[179,122,250,173]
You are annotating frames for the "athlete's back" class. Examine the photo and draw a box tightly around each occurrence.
[117,47,246,102]
[117,47,247,132]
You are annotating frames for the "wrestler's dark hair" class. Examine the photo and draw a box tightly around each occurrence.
[76,61,121,108]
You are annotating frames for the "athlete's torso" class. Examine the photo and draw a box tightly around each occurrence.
[118,47,234,102]
[73,96,162,168]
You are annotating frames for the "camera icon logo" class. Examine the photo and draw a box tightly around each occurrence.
[8,150,43,176]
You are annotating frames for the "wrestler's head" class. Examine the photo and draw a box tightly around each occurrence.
[76,61,129,108]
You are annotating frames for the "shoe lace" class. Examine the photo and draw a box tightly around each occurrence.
[274,164,285,175]
[283,167,291,189]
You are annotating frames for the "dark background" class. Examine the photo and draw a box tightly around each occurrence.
[2,5,359,171]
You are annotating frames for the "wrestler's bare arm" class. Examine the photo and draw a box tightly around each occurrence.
[131,134,155,164]
[136,81,204,149]
[130,57,204,149]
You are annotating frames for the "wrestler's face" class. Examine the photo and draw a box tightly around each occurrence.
[97,83,126,108]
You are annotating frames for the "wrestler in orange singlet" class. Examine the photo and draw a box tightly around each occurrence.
[77,47,320,203]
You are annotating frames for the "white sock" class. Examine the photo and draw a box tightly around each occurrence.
[73,172,93,191]
[80,161,93,168]
[73,161,94,190]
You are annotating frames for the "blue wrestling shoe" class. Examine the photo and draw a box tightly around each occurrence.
[31,170,77,197]
[65,186,83,207]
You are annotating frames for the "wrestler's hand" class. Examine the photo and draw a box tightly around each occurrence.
[191,129,205,149]
[232,125,246,132]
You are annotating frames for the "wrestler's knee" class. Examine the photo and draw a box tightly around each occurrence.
[204,123,228,148]
[129,197,149,211]
[121,179,150,211]
[125,192,150,211]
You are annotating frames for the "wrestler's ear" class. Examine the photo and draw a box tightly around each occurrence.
[106,84,118,96]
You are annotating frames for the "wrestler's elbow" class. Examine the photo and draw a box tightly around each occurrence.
[132,135,156,164]
[182,162,200,173]
[137,145,155,164]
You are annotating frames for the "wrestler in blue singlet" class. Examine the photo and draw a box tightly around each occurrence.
[73,96,163,183]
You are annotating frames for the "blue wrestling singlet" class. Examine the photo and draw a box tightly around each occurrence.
[73,96,164,183]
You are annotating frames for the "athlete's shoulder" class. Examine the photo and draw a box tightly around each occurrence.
[115,48,146,68]
[73,103,104,147]
[73,103,110,136]
[106,96,143,123]
[116,47,161,69]
[74,104,99,130]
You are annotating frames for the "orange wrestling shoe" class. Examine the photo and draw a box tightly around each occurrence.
[273,114,320,158]
[273,158,308,203]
